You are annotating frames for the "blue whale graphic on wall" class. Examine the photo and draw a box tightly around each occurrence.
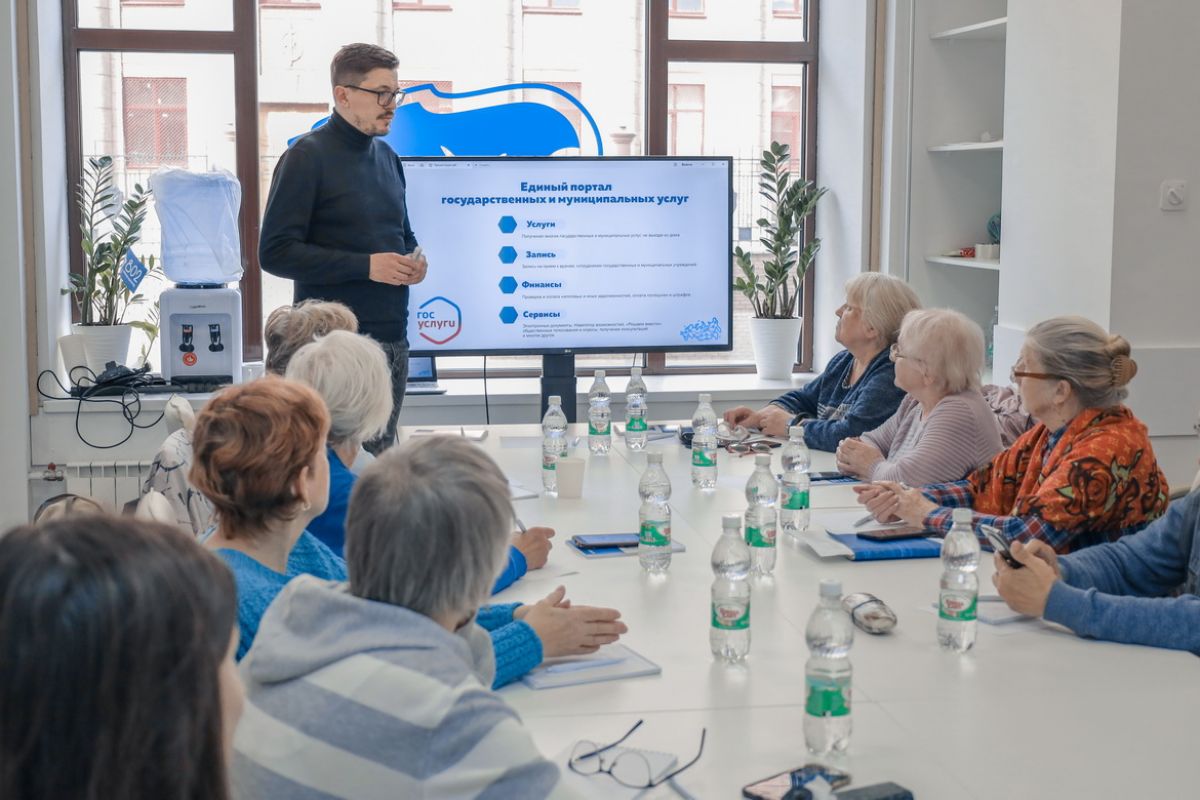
[289,82,604,157]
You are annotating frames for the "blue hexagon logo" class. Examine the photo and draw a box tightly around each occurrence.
[499,306,518,324]
[498,216,517,234]
[415,296,463,345]
[498,246,518,264]
[499,276,518,294]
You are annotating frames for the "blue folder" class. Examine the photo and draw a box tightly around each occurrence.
[830,533,942,561]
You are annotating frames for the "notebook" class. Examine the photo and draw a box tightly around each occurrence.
[522,644,661,689]
[566,539,687,559]
[405,356,446,395]
[829,533,942,561]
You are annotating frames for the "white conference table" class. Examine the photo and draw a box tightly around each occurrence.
[402,423,1199,799]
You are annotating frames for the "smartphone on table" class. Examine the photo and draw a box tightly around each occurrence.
[742,764,851,799]
[857,526,933,542]
[569,533,640,549]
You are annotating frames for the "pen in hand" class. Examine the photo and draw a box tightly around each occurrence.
[514,516,528,534]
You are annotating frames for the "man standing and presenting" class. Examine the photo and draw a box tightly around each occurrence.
[260,43,425,454]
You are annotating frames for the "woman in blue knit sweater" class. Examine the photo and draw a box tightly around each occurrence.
[285,330,625,686]
[724,273,921,451]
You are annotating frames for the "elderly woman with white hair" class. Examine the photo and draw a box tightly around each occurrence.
[724,273,922,451]
[287,330,622,688]
[859,316,1170,554]
[835,309,1003,486]
[233,437,578,799]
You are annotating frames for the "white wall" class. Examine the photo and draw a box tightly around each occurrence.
[0,0,33,528]
[814,0,874,370]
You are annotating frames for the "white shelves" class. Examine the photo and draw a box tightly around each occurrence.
[928,140,1003,153]
[931,17,1007,41]
[925,255,1000,272]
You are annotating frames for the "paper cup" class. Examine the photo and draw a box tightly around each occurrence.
[556,457,586,499]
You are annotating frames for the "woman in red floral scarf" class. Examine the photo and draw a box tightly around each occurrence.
[857,316,1169,553]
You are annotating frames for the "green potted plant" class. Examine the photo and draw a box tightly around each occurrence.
[63,156,158,375]
[733,141,827,379]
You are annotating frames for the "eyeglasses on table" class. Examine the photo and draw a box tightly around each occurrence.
[567,718,706,789]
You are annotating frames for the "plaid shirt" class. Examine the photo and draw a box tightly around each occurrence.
[921,480,1150,554]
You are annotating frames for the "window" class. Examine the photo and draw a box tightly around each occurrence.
[669,0,704,16]
[63,0,816,375]
[399,80,454,114]
[666,84,704,154]
[522,0,581,10]
[770,85,803,170]
[122,77,188,168]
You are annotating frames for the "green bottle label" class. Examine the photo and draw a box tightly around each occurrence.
[692,449,715,467]
[745,525,776,548]
[938,591,978,622]
[627,417,648,432]
[783,489,810,510]
[639,521,671,547]
[542,454,556,472]
[711,601,750,630]
[805,677,851,717]
[588,421,610,436]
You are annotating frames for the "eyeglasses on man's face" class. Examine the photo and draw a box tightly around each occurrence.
[568,719,706,789]
[341,84,406,107]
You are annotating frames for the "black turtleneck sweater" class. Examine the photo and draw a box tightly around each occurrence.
[259,110,419,343]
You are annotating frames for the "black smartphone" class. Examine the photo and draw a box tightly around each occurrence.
[570,533,640,549]
[808,471,848,481]
[742,764,851,800]
[858,526,931,542]
[981,524,1023,569]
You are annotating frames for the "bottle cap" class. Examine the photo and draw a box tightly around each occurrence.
[548,395,561,405]
[647,452,663,464]
[754,454,771,467]
[595,370,605,379]
[721,513,741,528]
[952,508,973,525]
[631,367,642,377]
[789,425,804,438]
[699,393,711,403]
[819,578,842,598]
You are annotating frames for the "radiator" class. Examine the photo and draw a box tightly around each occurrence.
[35,461,154,513]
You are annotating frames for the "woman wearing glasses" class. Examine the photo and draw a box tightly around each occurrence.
[857,316,1169,553]
[233,437,582,799]
[835,309,1003,486]
[724,273,921,451]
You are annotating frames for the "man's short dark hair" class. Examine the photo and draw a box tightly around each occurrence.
[330,43,399,89]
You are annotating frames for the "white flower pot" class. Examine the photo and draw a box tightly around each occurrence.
[749,317,803,380]
[74,323,132,377]
[58,333,89,384]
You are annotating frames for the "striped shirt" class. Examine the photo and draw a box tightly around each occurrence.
[861,391,1003,486]
[233,576,576,799]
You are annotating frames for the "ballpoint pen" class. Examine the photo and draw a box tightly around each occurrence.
[852,513,876,528]
[514,516,528,534]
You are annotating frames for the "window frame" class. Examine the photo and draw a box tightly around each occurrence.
[60,0,816,375]
[62,0,264,360]
[668,0,706,18]
[647,0,818,374]
[121,76,189,169]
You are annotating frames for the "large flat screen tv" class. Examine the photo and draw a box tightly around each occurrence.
[402,157,733,356]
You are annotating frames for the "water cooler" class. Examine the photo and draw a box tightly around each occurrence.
[150,168,244,387]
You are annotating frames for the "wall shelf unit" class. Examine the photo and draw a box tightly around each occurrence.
[925,255,1000,272]
[930,17,1007,42]
[928,140,1003,153]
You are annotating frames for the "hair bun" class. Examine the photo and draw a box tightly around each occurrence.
[1110,354,1137,387]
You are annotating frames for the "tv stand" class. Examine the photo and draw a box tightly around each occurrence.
[540,354,576,422]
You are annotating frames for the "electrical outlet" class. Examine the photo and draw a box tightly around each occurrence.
[1160,180,1187,211]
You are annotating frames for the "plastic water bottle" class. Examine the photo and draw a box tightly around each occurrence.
[541,395,568,494]
[938,507,980,652]
[625,367,648,451]
[690,393,718,490]
[711,514,752,662]
[804,579,854,755]
[587,370,612,455]
[744,454,779,576]
[779,425,811,537]
[637,452,672,572]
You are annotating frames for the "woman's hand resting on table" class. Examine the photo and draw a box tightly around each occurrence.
[513,586,628,658]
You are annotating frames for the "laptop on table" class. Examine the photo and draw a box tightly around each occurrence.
[406,356,447,395]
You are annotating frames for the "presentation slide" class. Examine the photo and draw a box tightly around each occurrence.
[402,158,732,355]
